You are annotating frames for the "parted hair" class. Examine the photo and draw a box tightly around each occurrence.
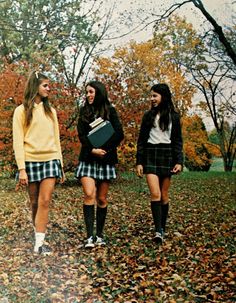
[81,80,111,123]
[148,83,175,131]
[23,71,53,127]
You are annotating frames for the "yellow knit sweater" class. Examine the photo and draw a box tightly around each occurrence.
[13,102,63,170]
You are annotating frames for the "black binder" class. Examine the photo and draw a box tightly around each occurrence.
[87,118,115,148]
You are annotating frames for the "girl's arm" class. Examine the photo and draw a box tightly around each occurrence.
[53,109,63,168]
[136,111,149,165]
[77,108,94,154]
[12,106,26,170]
[171,113,184,167]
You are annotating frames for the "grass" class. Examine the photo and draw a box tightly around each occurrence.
[0,170,235,303]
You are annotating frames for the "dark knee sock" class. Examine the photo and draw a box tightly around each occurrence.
[96,206,107,237]
[83,204,94,238]
[161,203,169,232]
[151,201,162,233]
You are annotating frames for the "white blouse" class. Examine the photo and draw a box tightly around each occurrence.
[147,114,172,144]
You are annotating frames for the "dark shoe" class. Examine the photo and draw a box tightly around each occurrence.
[34,244,52,255]
[154,232,163,244]
[161,228,165,239]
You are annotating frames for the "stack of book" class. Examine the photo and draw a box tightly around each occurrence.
[87,117,115,148]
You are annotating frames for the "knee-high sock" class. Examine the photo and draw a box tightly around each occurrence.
[83,204,94,238]
[151,201,162,233]
[96,206,107,237]
[161,203,169,232]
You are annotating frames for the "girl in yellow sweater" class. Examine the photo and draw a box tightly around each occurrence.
[13,71,64,255]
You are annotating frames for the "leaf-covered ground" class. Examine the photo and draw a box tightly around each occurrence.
[0,172,235,303]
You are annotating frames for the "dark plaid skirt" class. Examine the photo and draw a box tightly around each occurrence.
[75,161,116,180]
[16,160,63,183]
[144,143,173,177]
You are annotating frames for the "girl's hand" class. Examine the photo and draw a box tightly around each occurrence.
[136,164,143,178]
[91,148,107,158]
[59,169,66,184]
[19,169,28,186]
[171,164,182,174]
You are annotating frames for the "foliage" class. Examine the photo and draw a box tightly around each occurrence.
[152,0,236,67]
[182,115,212,171]
[152,12,236,171]
[94,36,196,167]
[0,63,80,172]
[193,62,236,171]
[0,171,235,302]
[153,14,206,74]
[0,63,25,173]
[208,128,230,158]
[0,0,113,87]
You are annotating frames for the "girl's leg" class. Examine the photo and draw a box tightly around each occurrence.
[28,182,40,227]
[146,174,162,240]
[146,174,161,201]
[160,177,171,233]
[96,181,110,241]
[80,177,96,243]
[35,178,56,232]
[34,178,56,253]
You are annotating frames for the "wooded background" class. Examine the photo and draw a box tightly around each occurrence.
[0,0,235,174]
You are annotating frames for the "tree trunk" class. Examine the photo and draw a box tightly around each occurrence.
[192,0,236,66]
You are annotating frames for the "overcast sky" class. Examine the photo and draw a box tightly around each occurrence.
[96,0,235,130]
[106,0,235,46]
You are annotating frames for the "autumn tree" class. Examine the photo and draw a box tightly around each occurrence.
[0,0,115,87]
[94,38,195,168]
[0,63,25,174]
[192,65,236,171]
[151,11,236,171]
[183,115,212,171]
[0,62,80,172]
[151,0,236,67]
[0,0,121,172]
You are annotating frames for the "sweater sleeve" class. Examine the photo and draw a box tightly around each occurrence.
[77,108,94,154]
[52,108,63,167]
[12,106,26,170]
[102,106,124,151]
[171,113,183,165]
[136,111,150,165]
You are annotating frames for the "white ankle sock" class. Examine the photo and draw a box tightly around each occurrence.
[34,232,45,252]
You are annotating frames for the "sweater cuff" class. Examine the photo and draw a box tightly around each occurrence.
[17,160,26,170]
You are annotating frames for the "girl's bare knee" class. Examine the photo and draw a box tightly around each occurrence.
[161,193,169,202]
[97,196,107,207]
[39,197,50,209]
[151,195,161,201]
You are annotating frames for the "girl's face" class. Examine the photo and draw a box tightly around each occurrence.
[150,90,162,107]
[86,85,96,104]
[38,80,50,99]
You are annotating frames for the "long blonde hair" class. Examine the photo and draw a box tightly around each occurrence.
[23,71,53,127]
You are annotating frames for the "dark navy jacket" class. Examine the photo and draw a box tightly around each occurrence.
[77,105,124,165]
[136,110,183,166]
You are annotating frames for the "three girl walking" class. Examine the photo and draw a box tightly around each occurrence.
[13,72,183,253]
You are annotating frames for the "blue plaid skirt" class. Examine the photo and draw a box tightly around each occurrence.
[75,161,116,180]
[144,143,172,177]
[16,160,63,183]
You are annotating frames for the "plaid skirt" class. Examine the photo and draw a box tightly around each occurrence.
[75,161,116,180]
[143,143,173,177]
[16,159,63,183]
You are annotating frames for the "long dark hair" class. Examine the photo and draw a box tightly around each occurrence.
[149,83,175,131]
[81,80,111,123]
[23,71,53,127]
